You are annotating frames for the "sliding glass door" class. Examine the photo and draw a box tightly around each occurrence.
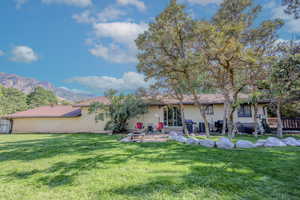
[163,106,182,127]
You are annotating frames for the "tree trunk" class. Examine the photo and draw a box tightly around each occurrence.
[276,101,283,138]
[201,108,210,137]
[193,100,210,137]
[253,103,259,138]
[223,91,235,138]
[226,107,234,139]
[227,88,243,138]
[222,99,229,135]
[224,67,239,138]
[190,90,210,137]
[179,102,188,135]
[226,102,239,138]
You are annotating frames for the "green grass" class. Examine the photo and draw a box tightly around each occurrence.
[196,134,276,143]
[0,134,299,200]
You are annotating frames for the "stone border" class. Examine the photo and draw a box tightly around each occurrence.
[168,132,300,149]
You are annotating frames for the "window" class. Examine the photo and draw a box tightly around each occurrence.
[238,104,252,118]
[205,105,214,115]
[163,106,182,127]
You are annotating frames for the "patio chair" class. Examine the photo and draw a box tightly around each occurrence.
[146,123,154,134]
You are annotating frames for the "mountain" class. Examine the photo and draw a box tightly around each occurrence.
[0,72,94,102]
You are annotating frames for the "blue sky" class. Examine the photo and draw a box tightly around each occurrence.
[0,0,298,95]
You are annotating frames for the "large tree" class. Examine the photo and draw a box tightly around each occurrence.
[0,86,28,115]
[136,0,212,136]
[268,53,300,137]
[27,86,58,108]
[245,19,284,136]
[194,0,283,137]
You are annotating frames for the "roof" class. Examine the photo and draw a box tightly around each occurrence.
[74,94,270,107]
[5,105,81,119]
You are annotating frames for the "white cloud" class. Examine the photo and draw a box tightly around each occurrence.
[72,5,147,63]
[41,0,92,7]
[68,72,150,91]
[185,0,222,5]
[89,22,147,63]
[93,22,147,46]
[269,1,300,33]
[97,7,126,22]
[90,43,137,63]
[15,0,28,9]
[117,0,146,11]
[58,86,91,94]
[73,7,126,24]
[16,0,92,8]
[10,46,38,63]
[73,10,95,24]
[0,50,4,56]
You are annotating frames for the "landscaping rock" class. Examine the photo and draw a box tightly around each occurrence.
[186,137,199,145]
[216,137,234,149]
[169,131,178,137]
[175,136,188,143]
[169,135,177,140]
[264,137,287,147]
[120,137,131,142]
[255,139,266,147]
[282,137,300,146]
[236,140,255,148]
[169,132,180,140]
[199,139,215,148]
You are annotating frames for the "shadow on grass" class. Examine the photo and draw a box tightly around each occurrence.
[101,144,300,199]
[0,134,121,162]
[1,134,300,199]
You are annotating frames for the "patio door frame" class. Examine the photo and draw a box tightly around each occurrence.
[163,106,182,127]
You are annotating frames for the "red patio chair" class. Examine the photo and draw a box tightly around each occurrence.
[135,122,144,130]
[156,122,164,131]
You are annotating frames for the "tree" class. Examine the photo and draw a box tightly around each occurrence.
[89,90,148,133]
[268,54,300,137]
[136,0,211,136]
[59,99,72,105]
[280,102,300,118]
[194,0,283,137]
[283,0,300,19]
[245,19,284,137]
[27,87,58,108]
[0,86,28,115]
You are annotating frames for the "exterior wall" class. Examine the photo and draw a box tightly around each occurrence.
[12,108,109,133]
[11,104,267,133]
[128,104,267,128]
[128,106,163,129]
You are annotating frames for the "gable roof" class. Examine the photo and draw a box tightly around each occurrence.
[5,105,81,119]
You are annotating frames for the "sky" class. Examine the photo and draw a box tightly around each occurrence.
[0,0,299,95]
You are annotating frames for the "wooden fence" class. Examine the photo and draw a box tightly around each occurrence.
[267,118,300,130]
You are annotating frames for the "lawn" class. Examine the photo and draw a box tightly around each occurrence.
[0,134,299,200]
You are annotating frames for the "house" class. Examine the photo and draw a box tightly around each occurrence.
[4,94,269,134]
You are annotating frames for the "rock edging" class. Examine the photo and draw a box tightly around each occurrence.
[168,131,300,149]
